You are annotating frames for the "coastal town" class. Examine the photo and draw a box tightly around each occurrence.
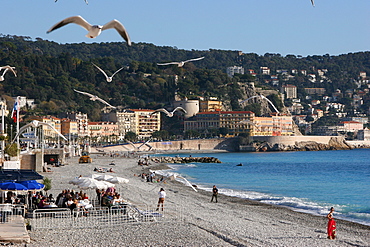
[0,0,369,246]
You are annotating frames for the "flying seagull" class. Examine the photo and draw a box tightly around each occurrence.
[310,0,315,7]
[92,63,124,82]
[157,57,204,67]
[55,0,88,4]
[74,89,116,109]
[12,120,67,143]
[151,107,187,117]
[47,16,131,46]
[0,66,17,81]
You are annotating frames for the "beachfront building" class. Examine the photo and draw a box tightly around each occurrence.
[61,119,78,139]
[184,111,255,137]
[116,109,160,139]
[88,122,119,143]
[66,112,89,137]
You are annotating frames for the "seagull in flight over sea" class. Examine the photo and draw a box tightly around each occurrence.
[74,89,116,109]
[157,57,204,68]
[0,66,17,81]
[47,16,131,46]
[55,0,88,4]
[92,63,124,82]
[151,107,187,117]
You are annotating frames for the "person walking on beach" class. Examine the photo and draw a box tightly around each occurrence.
[156,188,166,211]
[211,185,218,203]
[327,207,336,240]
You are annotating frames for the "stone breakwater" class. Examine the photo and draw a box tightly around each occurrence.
[150,156,222,164]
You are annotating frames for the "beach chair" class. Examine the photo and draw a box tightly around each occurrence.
[127,205,163,222]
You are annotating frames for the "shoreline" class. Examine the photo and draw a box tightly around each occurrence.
[151,162,370,228]
[22,155,370,247]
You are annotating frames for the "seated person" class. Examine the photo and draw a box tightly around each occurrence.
[82,193,89,200]
[65,197,74,208]
[38,196,49,209]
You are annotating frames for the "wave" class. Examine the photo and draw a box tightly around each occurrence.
[157,163,370,226]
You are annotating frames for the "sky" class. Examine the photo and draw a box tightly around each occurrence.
[1,0,369,57]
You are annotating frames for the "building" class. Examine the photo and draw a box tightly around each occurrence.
[305,88,326,95]
[88,122,119,142]
[12,96,36,109]
[338,121,363,132]
[357,128,370,141]
[61,119,78,138]
[226,66,244,78]
[173,99,199,118]
[199,100,223,112]
[281,84,297,99]
[116,109,160,139]
[66,112,89,137]
[260,67,270,75]
[253,116,294,136]
[184,111,255,136]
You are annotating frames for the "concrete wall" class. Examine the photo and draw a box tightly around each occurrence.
[250,136,336,145]
[102,138,237,152]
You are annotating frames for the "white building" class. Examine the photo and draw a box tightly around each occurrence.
[226,66,244,78]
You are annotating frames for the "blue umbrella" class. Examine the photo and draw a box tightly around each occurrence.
[19,180,45,190]
[0,182,28,191]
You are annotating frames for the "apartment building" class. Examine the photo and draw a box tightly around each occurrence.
[184,111,255,136]
[281,84,297,99]
[199,100,223,112]
[117,109,160,139]
[66,112,89,137]
[61,119,78,138]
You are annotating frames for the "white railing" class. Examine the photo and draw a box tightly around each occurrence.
[31,203,183,231]
[0,204,26,223]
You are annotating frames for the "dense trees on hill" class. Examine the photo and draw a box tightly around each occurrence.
[0,35,369,123]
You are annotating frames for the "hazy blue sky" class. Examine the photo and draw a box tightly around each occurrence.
[1,0,369,56]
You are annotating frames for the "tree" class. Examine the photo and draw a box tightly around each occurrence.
[219,127,229,136]
[4,143,19,157]
[125,131,137,142]
[42,177,52,196]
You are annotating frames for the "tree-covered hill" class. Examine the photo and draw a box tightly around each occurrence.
[0,34,369,121]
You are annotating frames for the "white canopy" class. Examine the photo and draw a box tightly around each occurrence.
[107,176,129,184]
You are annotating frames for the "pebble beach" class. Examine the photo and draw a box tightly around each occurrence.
[21,153,370,247]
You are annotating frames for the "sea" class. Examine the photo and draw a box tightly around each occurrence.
[153,148,370,226]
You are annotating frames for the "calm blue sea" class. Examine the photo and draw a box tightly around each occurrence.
[154,149,370,226]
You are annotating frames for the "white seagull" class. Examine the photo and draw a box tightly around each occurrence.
[0,66,17,81]
[151,107,187,117]
[12,120,67,143]
[92,63,124,82]
[74,89,116,109]
[55,0,88,4]
[47,16,131,46]
[157,57,204,67]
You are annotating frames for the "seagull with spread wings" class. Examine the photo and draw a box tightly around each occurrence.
[74,89,116,109]
[92,63,124,82]
[47,16,131,46]
[0,66,17,81]
[12,120,67,143]
[151,107,187,117]
[157,57,204,67]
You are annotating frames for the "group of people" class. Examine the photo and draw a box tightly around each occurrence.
[136,172,165,183]
[95,188,126,208]
[93,167,115,173]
